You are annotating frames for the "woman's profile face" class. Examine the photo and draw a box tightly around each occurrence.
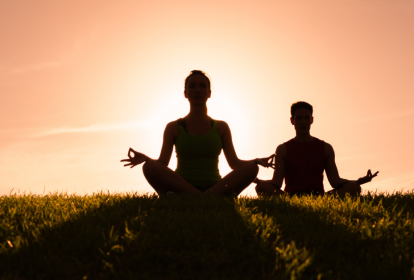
[184,74,211,105]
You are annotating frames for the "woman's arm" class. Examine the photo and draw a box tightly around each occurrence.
[157,121,178,166]
[218,121,274,169]
[218,121,240,169]
[121,121,177,168]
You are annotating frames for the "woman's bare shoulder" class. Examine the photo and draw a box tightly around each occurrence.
[165,120,179,138]
[216,120,230,136]
[216,120,230,128]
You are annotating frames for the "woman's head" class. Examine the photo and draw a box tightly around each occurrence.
[184,70,211,92]
[184,70,212,104]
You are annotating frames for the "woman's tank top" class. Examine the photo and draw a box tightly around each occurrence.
[175,118,222,191]
[284,137,326,193]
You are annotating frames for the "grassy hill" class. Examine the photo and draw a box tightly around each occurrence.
[1,192,414,279]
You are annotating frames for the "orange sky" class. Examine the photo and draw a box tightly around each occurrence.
[1,0,414,196]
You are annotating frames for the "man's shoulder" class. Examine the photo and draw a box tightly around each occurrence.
[275,143,287,155]
[323,141,334,156]
[311,137,331,149]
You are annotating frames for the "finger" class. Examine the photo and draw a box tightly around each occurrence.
[373,171,379,177]
[128,148,137,158]
[120,159,130,162]
[124,163,132,167]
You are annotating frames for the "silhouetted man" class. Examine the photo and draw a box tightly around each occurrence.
[255,101,378,196]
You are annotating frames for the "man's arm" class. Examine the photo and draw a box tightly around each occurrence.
[324,143,351,189]
[255,144,286,195]
[269,144,286,188]
[324,143,379,189]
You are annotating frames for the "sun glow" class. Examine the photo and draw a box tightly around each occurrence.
[2,0,413,196]
[142,87,249,178]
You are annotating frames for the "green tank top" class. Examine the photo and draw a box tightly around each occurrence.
[175,119,222,191]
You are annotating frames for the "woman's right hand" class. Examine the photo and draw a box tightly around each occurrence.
[120,148,150,168]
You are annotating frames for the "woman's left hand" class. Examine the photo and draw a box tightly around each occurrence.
[255,154,276,169]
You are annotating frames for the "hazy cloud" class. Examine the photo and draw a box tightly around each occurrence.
[11,42,81,74]
[31,121,151,137]
[358,110,414,123]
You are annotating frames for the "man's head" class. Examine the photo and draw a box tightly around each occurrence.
[290,101,313,133]
[291,101,313,118]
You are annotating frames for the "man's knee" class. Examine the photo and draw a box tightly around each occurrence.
[255,181,283,196]
[340,181,361,194]
[348,182,362,193]
[255,182,265,194]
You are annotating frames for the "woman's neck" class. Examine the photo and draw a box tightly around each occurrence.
[187,104,208,119]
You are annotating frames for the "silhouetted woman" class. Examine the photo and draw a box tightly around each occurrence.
[121,70,274,195]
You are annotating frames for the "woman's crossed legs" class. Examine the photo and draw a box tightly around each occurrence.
[143,159,258,196]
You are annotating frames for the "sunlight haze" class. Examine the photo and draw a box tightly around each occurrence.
[1,0,414,196]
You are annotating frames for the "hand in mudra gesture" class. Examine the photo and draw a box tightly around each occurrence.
[357,169,379,185]
[255,154,276,169]
[121,148,149,168]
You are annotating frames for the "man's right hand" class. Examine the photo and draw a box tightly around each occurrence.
[357,169,379,185]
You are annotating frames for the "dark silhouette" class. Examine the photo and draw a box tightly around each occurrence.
[255,101,379,196]
[121,70,274,195]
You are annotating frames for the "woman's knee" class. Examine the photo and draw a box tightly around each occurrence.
[244,160,259,178]
[143,159,159,179]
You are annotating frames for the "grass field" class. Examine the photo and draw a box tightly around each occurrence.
[1,191,414,280]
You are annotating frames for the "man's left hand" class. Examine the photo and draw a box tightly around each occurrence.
[357,169,379,185]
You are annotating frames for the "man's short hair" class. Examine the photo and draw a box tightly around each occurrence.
[291,101,313,118]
